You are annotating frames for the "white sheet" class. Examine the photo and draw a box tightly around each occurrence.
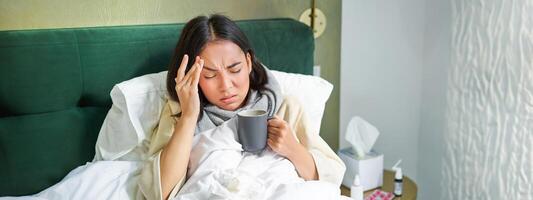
[173,118,345,200]
[2,119,350,200]
[1,161,142,200]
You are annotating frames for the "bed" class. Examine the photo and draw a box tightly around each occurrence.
[0,18,315,196]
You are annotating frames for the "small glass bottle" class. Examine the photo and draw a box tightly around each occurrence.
[393,168,403,197]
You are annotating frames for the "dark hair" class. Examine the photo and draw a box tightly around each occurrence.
[166,14,268,117]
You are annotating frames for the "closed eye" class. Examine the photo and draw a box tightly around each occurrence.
[204,73,216,79]
[229,67,242,73]
[202,62,242,78]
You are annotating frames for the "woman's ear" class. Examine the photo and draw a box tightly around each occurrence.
[246,52,252,74]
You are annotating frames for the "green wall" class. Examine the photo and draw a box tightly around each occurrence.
[0,0,341,150]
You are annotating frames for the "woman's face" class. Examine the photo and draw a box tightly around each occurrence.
[198,40,252,111]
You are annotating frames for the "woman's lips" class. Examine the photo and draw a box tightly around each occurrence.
[220,95,237,104]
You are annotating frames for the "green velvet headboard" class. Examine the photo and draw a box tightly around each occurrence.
[0,18,314,196]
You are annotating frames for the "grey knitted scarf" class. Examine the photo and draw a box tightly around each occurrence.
[194,65,282,134]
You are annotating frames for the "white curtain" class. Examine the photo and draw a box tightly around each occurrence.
[443,0,533,199]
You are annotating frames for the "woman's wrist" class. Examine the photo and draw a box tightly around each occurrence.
[179,111,199,122]
[287,143,306,162]
[287,143,319,181]
[173,113,198,136]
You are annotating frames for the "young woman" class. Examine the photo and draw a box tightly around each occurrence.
[138,14,345,200]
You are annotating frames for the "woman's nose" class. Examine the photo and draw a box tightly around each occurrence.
[218,72,233,91]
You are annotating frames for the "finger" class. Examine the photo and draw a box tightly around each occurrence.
[176,78,188,90]
[187,57,202,79]
[268,115,281,121]
[268,136,280,144]
[268,131,279,138]
[273,119,289,129]
[175,75,188,89]
[267,138,276,148]
[268,138,281,149]
[177,54,189,81]
[185,64,197,86]
[176,65,196,89]
[192,58,204,86]
[181,56,200,81]
[268,119,283,127]
[268,127,281,133]
[182,60,199,85]
[268,122,281,128]
[267,118,278,125]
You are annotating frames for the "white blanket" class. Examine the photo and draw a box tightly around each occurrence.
[175,118,344,200]
[1,161,141,200]
[3,119,349,200]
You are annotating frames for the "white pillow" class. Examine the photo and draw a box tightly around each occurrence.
[270,70,333,135]
[94,70,333,161]
[94,71,168,161]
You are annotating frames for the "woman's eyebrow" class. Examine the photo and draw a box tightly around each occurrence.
[203,66,218,71]
[203,62,241,71]
[226,62,241,68]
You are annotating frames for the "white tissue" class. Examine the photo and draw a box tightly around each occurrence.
[344,116,380,158]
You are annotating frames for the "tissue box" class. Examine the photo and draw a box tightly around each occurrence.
[338,148,383,191]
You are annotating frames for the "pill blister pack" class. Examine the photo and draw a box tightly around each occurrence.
[365,190,394,200]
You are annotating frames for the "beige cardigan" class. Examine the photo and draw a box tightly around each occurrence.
[137,96,345,200]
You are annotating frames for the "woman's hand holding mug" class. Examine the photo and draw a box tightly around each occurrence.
[267,116,302,159]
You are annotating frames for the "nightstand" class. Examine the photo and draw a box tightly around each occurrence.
[340,170,417,199]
